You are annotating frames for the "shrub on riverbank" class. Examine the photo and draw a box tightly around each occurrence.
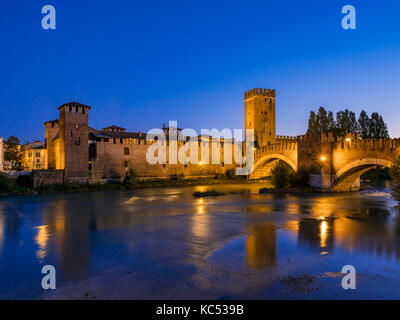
[270,162,292,188]
[291,167,311,188]
[390,156,400,202]
[123,169,137,188]
[193,190,225,198]
[0,171,254,197]
[270,162,311,189]
[0,173,14,193]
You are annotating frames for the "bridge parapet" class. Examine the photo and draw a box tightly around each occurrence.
[255,140,297,158]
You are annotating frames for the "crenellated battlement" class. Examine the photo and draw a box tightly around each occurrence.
[244,88,275,99]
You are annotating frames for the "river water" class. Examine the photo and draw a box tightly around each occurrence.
[1,182,400,299]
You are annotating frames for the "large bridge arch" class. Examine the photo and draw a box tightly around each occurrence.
[250,154,297,180]
[332,158,392,192]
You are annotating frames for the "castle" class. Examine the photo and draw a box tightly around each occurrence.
[3,87,399,192]
[15,88,277,185]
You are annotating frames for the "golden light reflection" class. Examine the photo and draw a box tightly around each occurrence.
[246,224,276,269]
[320,220,328,249]
[192,200,208,238]
[35,225,49,261]
[320,155,326,161]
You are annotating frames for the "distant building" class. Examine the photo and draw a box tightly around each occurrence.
[21,141,46,171]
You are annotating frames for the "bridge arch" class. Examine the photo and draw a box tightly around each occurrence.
[250,154,297,180]
[332,158,392,192]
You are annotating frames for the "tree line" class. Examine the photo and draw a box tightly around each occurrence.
[306,107,389,139]
[3,136,23,171]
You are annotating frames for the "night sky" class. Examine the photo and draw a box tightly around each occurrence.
[1,0,400,143]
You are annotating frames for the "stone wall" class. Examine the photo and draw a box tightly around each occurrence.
[31,170,64,188]
[91,139,237,180]
[59,103,90,179]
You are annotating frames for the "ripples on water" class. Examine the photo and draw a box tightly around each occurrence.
[0,181,400,299]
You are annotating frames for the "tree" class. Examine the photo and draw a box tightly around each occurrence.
[370,112,389,139]
[306,107,389,139]
[327,111,336,133]
[4,136,22,171]
[306,111,318,135]
[390,156,400,203]
[307,107,335,135]
[335,109,358,137]
[358,110,371,139]
[271,161,292,188]
[316,107,330,133]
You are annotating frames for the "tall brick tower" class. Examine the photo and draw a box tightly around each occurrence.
[58,102,91,180]
[244,88,276,148]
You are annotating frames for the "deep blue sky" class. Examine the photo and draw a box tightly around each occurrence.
[1,0,400,143]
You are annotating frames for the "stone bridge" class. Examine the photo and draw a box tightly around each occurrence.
[250,133,400,192]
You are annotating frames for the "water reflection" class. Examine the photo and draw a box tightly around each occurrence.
[192,198,209,238]
[2,183,400,299]
[298,218,335,254]
[246,223,276,268]
[34,225,49,262]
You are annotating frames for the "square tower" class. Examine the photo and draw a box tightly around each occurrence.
[58,102,91,180]
[244,88,276,148]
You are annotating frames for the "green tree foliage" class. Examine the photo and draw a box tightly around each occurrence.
[370,112,389,139]
[4,136,22,171]
[122,169,137,188]
[0,173,14,192]
[271,162,311,189]
[358,110,371,139]
[306,108,389,139]
[306,111,318,135]
[336,109,358,136]
[390,156,400,203]
[271,161,292,188]
[291,167,311,188]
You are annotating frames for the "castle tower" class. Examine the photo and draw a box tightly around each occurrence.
[58,102,91,180]
[44,120,60,170]
[244,88,276,147]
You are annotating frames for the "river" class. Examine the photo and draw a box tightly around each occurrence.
[0,182,399,299]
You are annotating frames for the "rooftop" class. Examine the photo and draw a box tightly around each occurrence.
[58,101,91,110]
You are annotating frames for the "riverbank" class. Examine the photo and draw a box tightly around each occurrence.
[0,176,254,197]
[259,186,319,195]
[1,183,398,299]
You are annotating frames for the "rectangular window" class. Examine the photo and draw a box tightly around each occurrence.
[124,161,130,168]
[36,152,41,157]
[124,147,130,155]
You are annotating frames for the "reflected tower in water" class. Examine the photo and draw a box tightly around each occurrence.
[246,223,276,269]
[298,218,335,254]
